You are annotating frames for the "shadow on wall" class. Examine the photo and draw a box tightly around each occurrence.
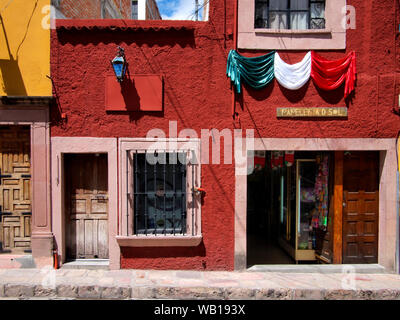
[121,73,141,110]
[0,58,27,96]
[105,68,165,122]
[0,1,40,96]
[57,29,196,48]
[0,14,27,96]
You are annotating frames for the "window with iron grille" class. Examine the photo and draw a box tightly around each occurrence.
[132,151,190,235]
[255,0,325,30]
[119,139,201,244]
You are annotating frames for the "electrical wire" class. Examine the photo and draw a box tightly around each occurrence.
[187,0,210,21]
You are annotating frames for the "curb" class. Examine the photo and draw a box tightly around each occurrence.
[0,284,400,300]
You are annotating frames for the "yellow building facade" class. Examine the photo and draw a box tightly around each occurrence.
[0,0,53,268]
[0,0,51,96]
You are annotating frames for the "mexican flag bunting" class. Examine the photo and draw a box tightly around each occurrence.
[227,50,356,98]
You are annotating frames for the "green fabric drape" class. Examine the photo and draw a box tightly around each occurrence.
[226,50,275,93]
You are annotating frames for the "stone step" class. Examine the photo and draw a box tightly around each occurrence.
[0,255,36,269]
[61,259,109,270]
[247,264,389,274]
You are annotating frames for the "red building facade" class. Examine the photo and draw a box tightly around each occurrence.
[50,0,400,272]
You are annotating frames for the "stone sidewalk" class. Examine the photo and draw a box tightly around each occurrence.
[0,268,400,300]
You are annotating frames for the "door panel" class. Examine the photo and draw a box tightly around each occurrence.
[343,152,379,264]
[0,126,31,253]
[65,154,108,259]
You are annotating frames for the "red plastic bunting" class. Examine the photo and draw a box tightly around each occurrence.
[284,151,294,167]
[254,151,266,170]
[311,51,356,98]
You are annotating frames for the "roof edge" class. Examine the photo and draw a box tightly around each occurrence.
[55,19,201,32]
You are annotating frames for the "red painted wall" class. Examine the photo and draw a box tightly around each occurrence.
[51,0,400,270]
[235,0,400,139]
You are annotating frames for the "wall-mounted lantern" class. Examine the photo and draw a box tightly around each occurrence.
[110,46,127,83]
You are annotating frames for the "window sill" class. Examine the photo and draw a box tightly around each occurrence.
[116,235,203,247]
[254,28,332,35]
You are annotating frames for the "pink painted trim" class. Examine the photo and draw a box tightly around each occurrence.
[234,138,398,272]
[118,138,202,240]
[237,0,346,50]
[0,106,52,266]
[116,235,203,247]
[51,137,119,269]
[255,28,332,35]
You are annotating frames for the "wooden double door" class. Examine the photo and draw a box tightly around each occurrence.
[342,151,379,264]
[0,126,31,253]
[65,154,109,260]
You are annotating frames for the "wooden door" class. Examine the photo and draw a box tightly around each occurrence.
[65,154,108,259]
[0,126,31,253]
[343,151,379,264]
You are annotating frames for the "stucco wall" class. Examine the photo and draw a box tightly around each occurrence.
[235,0,400,139]
[50,0,400,270]
[0,0,51,96]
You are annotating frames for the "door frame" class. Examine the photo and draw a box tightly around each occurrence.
[235,138,398,272]
[64,153,110,260]
[51,137,119,269]
[0,102,52,268]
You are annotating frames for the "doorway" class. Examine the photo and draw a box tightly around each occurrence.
[0,125,31,254]
[247,150,381,267]
[247,151,333,266]
[64,153,109,260]
[247,151,297,267]
[342,151,379,264]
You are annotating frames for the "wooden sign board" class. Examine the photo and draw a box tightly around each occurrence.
[277,107,347,118]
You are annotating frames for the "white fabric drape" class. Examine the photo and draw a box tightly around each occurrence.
[274,51,312,90]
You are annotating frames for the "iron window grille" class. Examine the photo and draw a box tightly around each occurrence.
[255,0,326,30]
[129,150,196,236]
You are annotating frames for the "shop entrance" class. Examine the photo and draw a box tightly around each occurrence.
[64,153,109,260]
[246,151,380,267]
[246,152,294,266]
[247,151,331,266]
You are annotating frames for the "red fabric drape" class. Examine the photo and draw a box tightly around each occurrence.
[311,51,356,98]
